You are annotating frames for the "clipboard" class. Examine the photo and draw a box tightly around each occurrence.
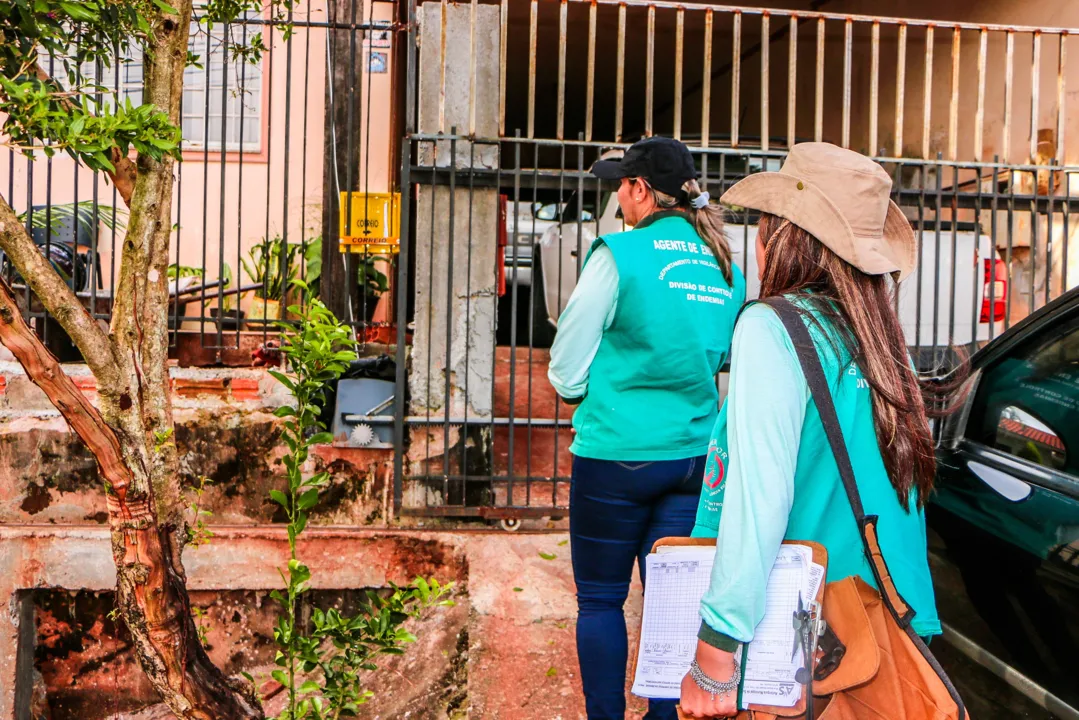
[630,537,828,720]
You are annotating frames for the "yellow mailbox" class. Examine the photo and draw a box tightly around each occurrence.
[339,192,401,254]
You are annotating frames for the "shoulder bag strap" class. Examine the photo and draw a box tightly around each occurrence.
[762,296,968,717]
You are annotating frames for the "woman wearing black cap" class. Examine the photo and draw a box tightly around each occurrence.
[548,137,746,720]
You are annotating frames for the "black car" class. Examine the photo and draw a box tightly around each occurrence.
[929,286,1079,719]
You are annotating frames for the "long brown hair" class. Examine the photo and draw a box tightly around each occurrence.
[757,212,961,510]
[648,179,734,285]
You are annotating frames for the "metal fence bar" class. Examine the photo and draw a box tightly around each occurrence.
[470,0,479,137]
[787,15,797,150]
[1065,168,1072,293]
[616,3,626,141]
[761,12,770,152]
[923,26,934,160]
[586,2,597,142]
[1047,159,1056,306]
[1004,31,1015,162]
[1031,31,1042,161]
[702,9,713,148]
[439,0,448,134]
[675,8,684,141]
[869,21,880,154]
[443,132,458,497]
[499,0,508,137]
[527,0,538,139]
[896,23,907,157]
[814,17,824,142]
[948,27,960,162]
[393,134,412,517]
[842,18,852,149]
[732,11,742,148]
[646,5,656,137]
[975,29,987,162]
[990,155,1000,340]
[557,0,567,141]
[1060,34,1068,163]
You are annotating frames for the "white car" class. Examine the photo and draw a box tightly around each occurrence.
[504,201,593,288]
[538,193,1006,370]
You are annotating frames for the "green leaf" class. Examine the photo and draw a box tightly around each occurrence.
[558,540,568,546]
[538,552,557,561]
[271,669,288,687]
[268,370,296,391]
[269,489,289,509]
[59,1,98,21]
[299,680,320,694]
[512,587,523,592]
[152,0,180,13]
[309,431,334,446]
[297,487,319,511]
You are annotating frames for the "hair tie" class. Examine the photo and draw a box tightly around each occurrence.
[690,191,710,209]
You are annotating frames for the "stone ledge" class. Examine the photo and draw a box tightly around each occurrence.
[0,362,291,413]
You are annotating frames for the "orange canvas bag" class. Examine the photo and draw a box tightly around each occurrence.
[680,298,968,720]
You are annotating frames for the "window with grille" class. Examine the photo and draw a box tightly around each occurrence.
[182,18,262,154]
[39,16,263,155]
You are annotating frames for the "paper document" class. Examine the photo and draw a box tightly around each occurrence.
[631,543,824,710]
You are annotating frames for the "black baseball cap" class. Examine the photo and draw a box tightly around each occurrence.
[591,136,697,198]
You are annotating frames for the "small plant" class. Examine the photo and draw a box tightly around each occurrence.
[357,254,389,298]
[303,236,323,300]
[167,264,204,280]
[218,262,236,312]
[242,234,300,302]
[267,290,451,720]
[192,605,212,649]
[185,475,215,548]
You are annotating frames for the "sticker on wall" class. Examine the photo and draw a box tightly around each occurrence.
[368,51,387,74]
[368,29,392,48]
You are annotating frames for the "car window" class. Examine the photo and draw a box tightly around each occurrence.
[559,191,602,222]
[968,316,1079,476]
[535,203,560,221]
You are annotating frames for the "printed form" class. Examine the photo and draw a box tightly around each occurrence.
[631,544,823,709]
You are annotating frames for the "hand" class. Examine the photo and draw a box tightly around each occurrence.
[679,641,739,718]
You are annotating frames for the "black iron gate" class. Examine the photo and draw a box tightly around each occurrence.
[389,1,1079,522]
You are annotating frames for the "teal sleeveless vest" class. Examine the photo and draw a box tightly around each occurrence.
[570,211,746,461]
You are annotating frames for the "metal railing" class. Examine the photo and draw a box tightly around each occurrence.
[486,0,1075,165]
[393,124,1079,518]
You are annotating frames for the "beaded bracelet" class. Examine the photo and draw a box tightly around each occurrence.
[688,657,741,700]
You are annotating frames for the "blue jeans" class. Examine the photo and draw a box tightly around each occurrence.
[570,455,705,720]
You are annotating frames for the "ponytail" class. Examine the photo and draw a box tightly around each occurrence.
[649,178,734,285]
[681,179,733,286]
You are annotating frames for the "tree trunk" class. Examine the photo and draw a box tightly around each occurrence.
[0,3,265,717]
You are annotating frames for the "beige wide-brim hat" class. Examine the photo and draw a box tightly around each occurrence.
[721,142,917,281]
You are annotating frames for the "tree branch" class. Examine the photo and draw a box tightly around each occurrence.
[0,195,121,385]
[30,62,138,207]
[0,276,133,495]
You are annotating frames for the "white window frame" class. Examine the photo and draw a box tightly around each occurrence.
[39,17,264,156]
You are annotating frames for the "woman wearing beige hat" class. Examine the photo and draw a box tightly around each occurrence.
[678,143,956,717]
